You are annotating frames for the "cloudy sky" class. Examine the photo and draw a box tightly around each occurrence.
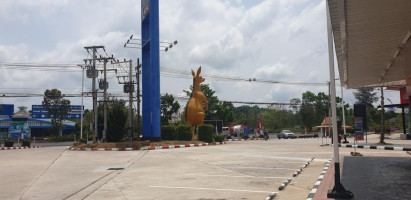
[0,0,400,111]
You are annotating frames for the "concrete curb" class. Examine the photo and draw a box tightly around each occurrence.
[1,146,42,150]
[306,158,332,200]
[226,138,248,141]
[339,144,411,151]
[247,138,265,140]
[69,142,225,151]
[278,157,315,191]
[278,178,292,191]
[265,192,277,200]
[293,157,314,177]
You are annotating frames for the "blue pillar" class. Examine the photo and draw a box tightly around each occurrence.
[141,0,160,140]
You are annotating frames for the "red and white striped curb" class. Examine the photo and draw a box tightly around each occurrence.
[1,146,42,150]
[226,138,266,141]
[69,142,225,151]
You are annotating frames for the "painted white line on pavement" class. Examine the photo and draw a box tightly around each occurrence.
[311,158,331,162]
[186,174,288,179]
[228,166,297,170]
[248,155,316,161]
[149,186,274,193]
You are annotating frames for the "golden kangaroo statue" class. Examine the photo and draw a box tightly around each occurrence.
[185,66,208,137]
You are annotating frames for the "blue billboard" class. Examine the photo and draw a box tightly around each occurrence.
[0,104,14,118]
[32,105,83,119]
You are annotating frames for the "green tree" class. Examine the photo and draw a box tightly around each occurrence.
[74,109,93,140]
[314,92,329,126]
[300,91,316,131]
[298,91,347,131]
[261,109,294,132]
[353,87,378,107]
[161,93,181,125]
[215,101,234,125]
[107,99,128,142]
[289,98,301,113]
[42,89,71,136]
[184,84,219,120]
[233,105,264,128]
[83,109,93,139]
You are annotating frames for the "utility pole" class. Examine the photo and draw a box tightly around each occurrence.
[129,59,134,141]
[96,57,115,142]
[80,64,85,140]
[84,46,104,143]
[136,58,141,140]
[103,59,108,142]
[100,56,114,142]
[83,46,114,143]
[114,59,134,141]
[92,49,97,143]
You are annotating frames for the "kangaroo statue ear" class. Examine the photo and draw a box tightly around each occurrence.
[191,69,195,77]
[197,66,202,76]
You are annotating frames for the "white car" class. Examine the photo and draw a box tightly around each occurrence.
[278,130,296,139]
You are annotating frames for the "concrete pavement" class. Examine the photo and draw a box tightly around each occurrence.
[1,133,410,200]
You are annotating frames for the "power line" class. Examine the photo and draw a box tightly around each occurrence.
[0,62,328,86]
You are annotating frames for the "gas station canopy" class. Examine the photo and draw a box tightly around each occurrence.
[328,0,411,89]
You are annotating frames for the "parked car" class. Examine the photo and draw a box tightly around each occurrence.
[277,130,296,139]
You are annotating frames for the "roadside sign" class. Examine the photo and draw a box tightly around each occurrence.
[32,105,83,119]
[354,117,364,140]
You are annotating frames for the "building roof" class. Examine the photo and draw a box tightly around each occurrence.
[328,0,411,89]
[12,106,30,119]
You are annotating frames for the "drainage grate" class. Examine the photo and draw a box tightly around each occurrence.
[107,168,124,170]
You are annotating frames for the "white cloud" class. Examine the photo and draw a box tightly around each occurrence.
[253,63,292,80]
[0,0,386,111]
[0,44,29,61]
